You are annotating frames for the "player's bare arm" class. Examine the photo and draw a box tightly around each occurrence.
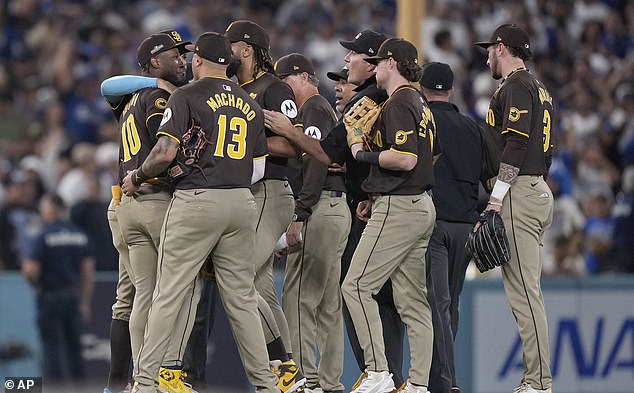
[351,143,417,171]
[497,162,520,184]
[267,135,301,158]
[121,136,179,196]
[264,109,333,165]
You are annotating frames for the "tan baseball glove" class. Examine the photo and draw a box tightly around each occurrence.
[344,96,381,150]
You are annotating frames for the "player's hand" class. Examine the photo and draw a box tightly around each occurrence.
[356,200,372,222]
[121,170,140,197]
[328,163,346,174]
[264,110,294,137]
[286,221,304,247]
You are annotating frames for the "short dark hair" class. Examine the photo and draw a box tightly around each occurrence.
[507,45,533,61]
[397,60,423,83]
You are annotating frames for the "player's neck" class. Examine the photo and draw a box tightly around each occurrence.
[296,86,319,109]
[386,74,410,97]
[501,59,527,81]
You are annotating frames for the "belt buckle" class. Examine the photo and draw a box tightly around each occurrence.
[330,191,342,197]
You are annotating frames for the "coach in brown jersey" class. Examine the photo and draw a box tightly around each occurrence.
[101,30,195,393]
[275,53,350,393]
[475,24,555,393]
[121,32,277,393]
[343,38,436,393]
[224,20,307,391]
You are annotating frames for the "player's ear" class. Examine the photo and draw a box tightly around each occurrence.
[150,57,160,70]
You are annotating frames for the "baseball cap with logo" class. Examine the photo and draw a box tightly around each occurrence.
[326,66,349,82]
[274,53,315,78]
[225,20,270,50]
[420,62,454,91]
[185,32,231,65]
[474,24,530,50]
[339,30,387,57]
[363,38,419,65]
[137,30,191,69]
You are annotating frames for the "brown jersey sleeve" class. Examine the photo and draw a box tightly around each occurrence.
[144,89,170,143]
[156,89,189,144]
[262,81,300,125]
[499,81,532,169]
[383,100,420,158]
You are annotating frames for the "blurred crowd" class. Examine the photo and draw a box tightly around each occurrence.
[0,0,632,275]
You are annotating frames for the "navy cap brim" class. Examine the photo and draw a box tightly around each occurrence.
[474,41,496,48]
[339,39,361,53]
[326,71,347,81]
[363,56,386,65]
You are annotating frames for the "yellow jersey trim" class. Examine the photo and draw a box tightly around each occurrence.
[389,148,418,157]
[254,154,269,160]
[156,131,181,144]
[502,127,529,138]
[146,112,163,128]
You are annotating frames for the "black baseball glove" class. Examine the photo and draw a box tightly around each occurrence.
[466,210,511,273]
[167,119,210,181]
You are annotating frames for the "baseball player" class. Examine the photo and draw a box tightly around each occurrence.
[342,38,436,393]
[326,66,355,118]
[101,30,199,393]
[224,20,307,391]
[275,53,351,393]
[264,30,406,388]
[121,31,277,393]
[475,24,555,393]
[104,196,134,393]
[419,62,482,393]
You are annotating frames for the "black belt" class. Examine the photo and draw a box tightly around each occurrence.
[327,190,343,197]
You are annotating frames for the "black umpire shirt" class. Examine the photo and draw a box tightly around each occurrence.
[320,75,388,207]
[429,101,482,224]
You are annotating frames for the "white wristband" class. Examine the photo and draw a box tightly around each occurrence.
[491,179,511,200]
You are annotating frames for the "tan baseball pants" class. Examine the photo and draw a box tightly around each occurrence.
[342,193,436,386]
[283,191,351,391]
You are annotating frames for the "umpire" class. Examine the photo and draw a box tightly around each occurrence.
[419,63,481,393]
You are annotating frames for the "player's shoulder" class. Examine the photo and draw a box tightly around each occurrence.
[139,87,170,110]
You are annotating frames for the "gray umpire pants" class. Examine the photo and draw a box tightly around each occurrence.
[426,220,473,393]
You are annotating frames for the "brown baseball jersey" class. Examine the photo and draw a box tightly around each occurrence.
[292,94,342,220]
[240,72,299,180]
[109,88,171,187]
[483,68,554,177]
[362,85,436,195]
[157,76,268,189]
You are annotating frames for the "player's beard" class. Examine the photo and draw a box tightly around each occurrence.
[226,56,241,78]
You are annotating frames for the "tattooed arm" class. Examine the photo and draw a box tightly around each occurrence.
[121,136,179,196]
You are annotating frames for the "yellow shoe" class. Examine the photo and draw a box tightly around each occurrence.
[158,368,197,393]
[351,371,367,391]
[271,359,306,393]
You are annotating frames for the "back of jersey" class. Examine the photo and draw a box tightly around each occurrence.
[157,77,268,189]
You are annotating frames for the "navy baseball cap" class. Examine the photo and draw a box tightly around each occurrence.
[339,30,387,57]
[420,62,453,90]
[326,66,349,82]
[137,31,191,69]
[364,38,419,65]
[275,53,315,78]
[474,24,530,50]
[225,20,270,50]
